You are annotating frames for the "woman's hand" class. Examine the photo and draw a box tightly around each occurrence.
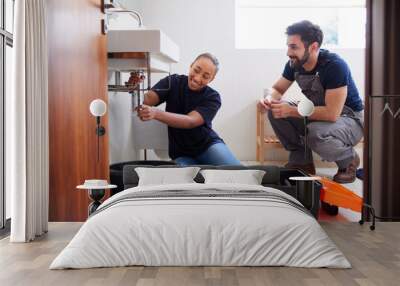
[136,104,159,121]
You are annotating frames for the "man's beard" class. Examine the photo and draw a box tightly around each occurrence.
[289,49,310,69]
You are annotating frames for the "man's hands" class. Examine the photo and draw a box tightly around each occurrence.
[257,98,272,112]
[270,101,297,119]
[136,104,159,121]
[257,86,284,114]
[257,98,297,119]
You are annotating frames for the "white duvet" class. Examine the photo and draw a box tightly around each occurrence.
[50,183,350,269]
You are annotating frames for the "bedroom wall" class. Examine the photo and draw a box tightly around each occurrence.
[113,0,365,162]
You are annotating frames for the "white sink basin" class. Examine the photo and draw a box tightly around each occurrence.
[107,29,180,72]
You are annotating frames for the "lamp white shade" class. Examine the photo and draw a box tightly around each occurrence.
[89,99,107,117]
[298,98,315,117]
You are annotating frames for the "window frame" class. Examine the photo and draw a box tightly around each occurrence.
[0,0,13,232]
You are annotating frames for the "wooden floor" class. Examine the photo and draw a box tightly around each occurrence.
[0,222,399,286]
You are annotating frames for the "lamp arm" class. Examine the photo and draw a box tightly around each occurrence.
[95,116,106,136]
[304,116,308,160]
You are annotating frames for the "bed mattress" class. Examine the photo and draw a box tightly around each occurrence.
[50,183,350,269]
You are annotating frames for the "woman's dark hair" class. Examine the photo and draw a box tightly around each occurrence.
[192,53,220,74]
[286,20,324,48]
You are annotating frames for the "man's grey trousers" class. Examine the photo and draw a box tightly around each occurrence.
[267,111,364,168]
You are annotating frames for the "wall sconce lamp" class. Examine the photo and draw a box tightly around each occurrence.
[298,97,315,117]
[297,98,315,160]
[89,99,107,161]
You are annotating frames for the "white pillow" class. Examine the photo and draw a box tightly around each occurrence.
[200,169,266,185]
[135,167,201,186]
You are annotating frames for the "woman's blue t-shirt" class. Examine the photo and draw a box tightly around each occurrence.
[151,74,223,159]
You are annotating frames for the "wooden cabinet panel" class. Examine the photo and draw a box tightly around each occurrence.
[47,0,109,221]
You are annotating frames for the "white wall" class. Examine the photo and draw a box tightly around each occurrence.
[114,0,365,161]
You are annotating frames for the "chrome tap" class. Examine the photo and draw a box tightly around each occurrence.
[102,1,143,34]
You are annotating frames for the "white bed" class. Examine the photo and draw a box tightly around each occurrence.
[50,183,350,269]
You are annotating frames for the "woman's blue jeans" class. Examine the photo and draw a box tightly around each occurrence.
[175,142,241,166]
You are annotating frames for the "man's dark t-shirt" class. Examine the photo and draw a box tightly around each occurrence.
[282,49,364,112]
[152,74,223,159]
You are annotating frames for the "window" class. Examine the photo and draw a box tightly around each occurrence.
[235,0,366,49]
[5,0,13,33]
[1,0,14,232]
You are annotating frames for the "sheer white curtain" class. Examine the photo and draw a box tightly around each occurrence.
[9,0,49,242]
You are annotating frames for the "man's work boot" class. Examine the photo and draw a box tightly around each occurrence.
[284,162,316,175]
[333,153,360,184]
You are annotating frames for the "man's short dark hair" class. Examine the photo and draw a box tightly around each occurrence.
[286,20,324,47]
